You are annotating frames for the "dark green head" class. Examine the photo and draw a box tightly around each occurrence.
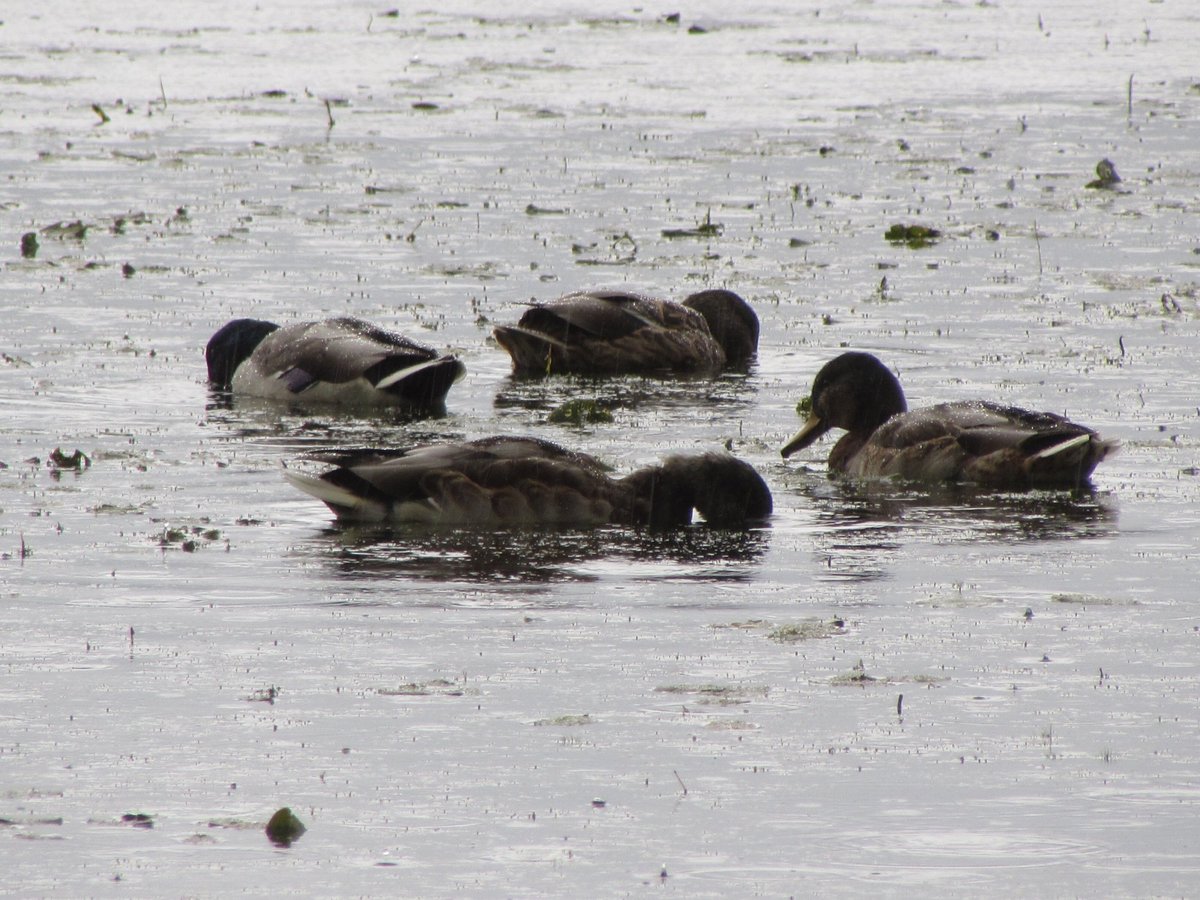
[205,318,279,390]
[682,290,759,365]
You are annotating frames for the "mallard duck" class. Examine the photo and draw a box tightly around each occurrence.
[781,351,1117,488]
[493,289,759,376]
[205,317,465,411]
[285,436,773,528]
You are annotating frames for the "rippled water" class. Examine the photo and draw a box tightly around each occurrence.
[3,1,1199,896]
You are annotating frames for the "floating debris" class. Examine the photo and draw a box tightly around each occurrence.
[884,223,941,248]
[767,617,847,642]
[20,232,38,258]
[378,678,464,697]
[265,807,306,847]
[48,448,90,471]
[654,684,766,705]
[1085,158,1122,190]
[158,525,222,552]
[533,714,594,726]
[41,220,88,241]
[245,686,279,704]
[662,211,722,239]
[547,398,614,426]
[121,813,154,829]
[709,619,768,630]
[1050,592,1127,606]
[525,204,567,215]
[704,718,757,731]
[830,659,878,686]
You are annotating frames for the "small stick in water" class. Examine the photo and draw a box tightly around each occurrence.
[673,769,689,795]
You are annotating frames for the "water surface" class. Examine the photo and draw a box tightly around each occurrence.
[2,1,1199,896]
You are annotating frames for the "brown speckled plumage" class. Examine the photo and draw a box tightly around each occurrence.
[782,352,1117,489]
[493,289,758,376]
[286,436,773,528]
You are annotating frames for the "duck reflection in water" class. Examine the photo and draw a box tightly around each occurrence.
[797,473,1118,545]
[310,522,771,586]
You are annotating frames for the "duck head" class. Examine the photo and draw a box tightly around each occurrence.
[205,318,280,390]
[681,290,759,365]
[781,351,908,457]
[624,452,772,528]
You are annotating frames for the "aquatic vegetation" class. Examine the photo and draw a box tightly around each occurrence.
[830,659,882,686]
[767,617,847,642]
[662,210,723,239]
[1085,158,1122,190]
[884,223,941,248]
[533,714,594,726]
[547,398,614,426]
[48,448,90,472]
[265,808,306,847]
[378,678,466,696]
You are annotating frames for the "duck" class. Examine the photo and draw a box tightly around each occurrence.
[284,435,773,528]
[780,351,1117,489]
[205,317,465,411]
[492,288,759,376]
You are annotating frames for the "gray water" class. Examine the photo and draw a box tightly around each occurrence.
[2,1,1199,896]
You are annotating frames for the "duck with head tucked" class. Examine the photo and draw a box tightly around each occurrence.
[285,436,773,528]
[493,289,759,376]
[206,317,465,412]
[781,351,1116,489]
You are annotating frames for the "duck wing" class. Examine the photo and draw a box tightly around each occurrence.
[876,402,1089,451]
[493,291,722,375]
[864,402,1114,486]
[252,317,464,405]
[518,291,689,340]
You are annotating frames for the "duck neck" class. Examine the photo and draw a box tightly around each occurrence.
[621,464,696,528]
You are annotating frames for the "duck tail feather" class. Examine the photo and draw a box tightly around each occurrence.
[374,355,464,391]
[1030,433,1090,461]
[284,470,383,520]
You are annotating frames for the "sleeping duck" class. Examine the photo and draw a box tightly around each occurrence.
[781,351,1116,489]
[206,317,465,411]
[493,289,759,376]
[285,435,773,528]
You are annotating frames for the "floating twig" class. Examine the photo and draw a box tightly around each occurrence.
[1032,219,1043,276]
[672,769,689,795]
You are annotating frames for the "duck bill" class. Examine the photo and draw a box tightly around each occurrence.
[780,415,828,458]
